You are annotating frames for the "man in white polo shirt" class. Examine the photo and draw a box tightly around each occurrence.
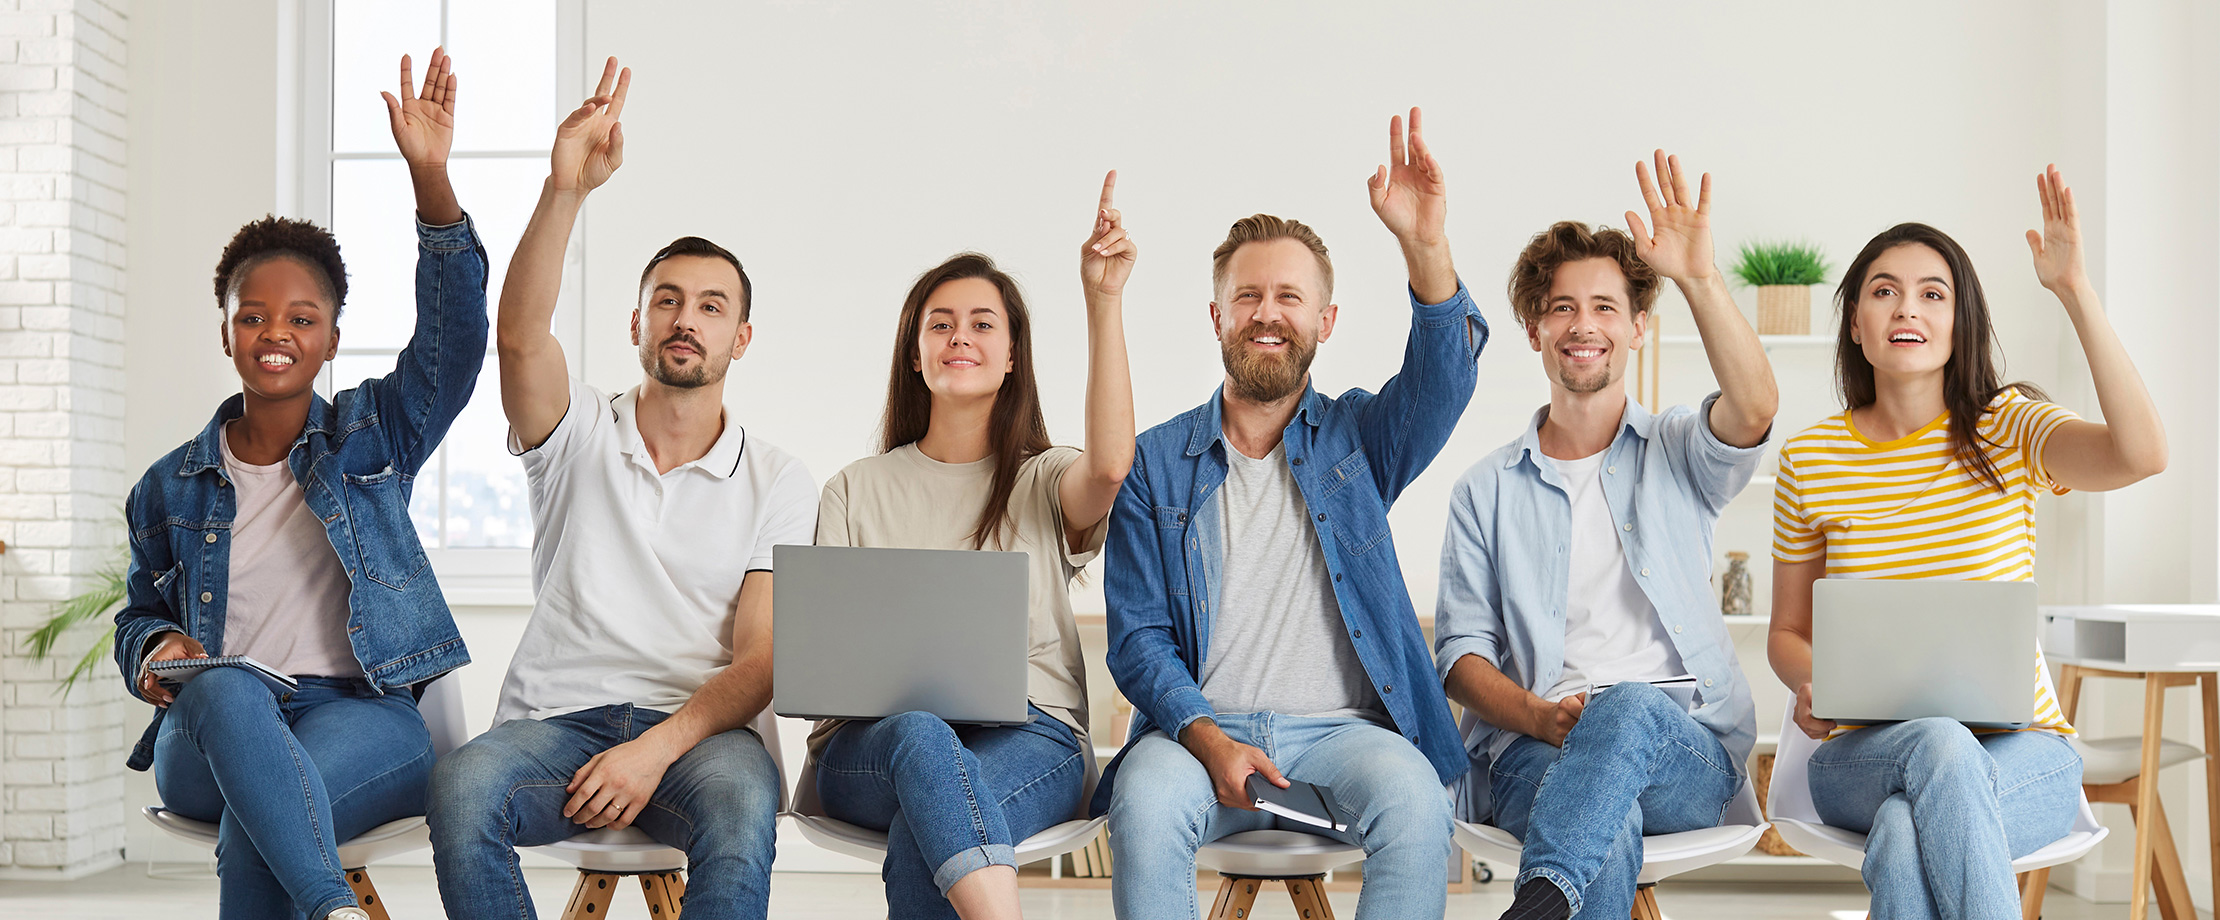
[426,61,814,920]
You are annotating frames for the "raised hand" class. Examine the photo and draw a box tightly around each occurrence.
[1081,170,1137,298]
[551,57,630,194]
[1368,107,1447,245]
[1626,149,1715,283]
[383,48,456,171]
[2026,164,2089,295]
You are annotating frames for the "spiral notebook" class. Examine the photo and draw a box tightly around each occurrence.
[148,656,298,696]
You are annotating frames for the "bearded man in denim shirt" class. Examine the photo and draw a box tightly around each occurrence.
[1099,108,1486,920]
[1435,152,1776,920]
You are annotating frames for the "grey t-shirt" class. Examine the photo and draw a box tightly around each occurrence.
[1199,441,1386,722]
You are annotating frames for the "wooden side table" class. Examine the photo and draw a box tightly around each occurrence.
[2055,662,2219,920]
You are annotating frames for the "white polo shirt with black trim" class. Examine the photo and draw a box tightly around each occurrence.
[494,377,817,725]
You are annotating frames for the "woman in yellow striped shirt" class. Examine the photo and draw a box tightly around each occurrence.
[1768,166,2166,919]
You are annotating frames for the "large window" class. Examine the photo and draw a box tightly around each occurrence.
[295,1,584,596]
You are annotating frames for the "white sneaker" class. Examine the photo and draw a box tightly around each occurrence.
[327,908,372,920]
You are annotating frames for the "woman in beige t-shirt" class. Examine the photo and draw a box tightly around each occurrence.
[807,174,1136,920]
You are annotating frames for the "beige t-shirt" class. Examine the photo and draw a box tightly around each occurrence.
[807,444,1104,758]
[219,425,362,678]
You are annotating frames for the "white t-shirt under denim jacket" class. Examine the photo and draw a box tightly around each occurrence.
[495,379,818,727]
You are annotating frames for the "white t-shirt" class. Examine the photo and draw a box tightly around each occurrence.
[218,425,362,679]
[494,379,818,725]
[1199,442,1384,722]
[1541,449,1684,703]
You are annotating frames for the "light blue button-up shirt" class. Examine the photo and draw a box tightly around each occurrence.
[1433,393,1764,821]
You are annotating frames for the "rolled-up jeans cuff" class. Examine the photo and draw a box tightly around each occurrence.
[1514,866,1582,916]
[933,843,1017,895]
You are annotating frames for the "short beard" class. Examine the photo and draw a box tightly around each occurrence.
[640,336,724,389]
[1555,362,1614,395]
[1220,321,1316,404]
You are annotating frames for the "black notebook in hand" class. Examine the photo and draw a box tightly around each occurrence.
[1246,774,1349,833]
[148,656,298,697]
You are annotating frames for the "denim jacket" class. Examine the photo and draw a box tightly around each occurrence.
[1433,394,1765,821]
[1093,283,1487,813]
[115,215,488,771]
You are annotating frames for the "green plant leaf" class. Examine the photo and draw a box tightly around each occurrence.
[1730,240,1831,287]
[24,509,129,698]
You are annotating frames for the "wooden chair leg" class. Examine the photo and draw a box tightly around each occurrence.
[2199,672,2220,920]
[2131,674,2168,920]
[2018,867,2050,920]
[641,870,686,918]
[1209,876,1262,920]
[1631,883,1663,920]
[343,867,391,920]
[1283,876,1335,920]
[560,870,621,920]
[2146,799,2196,920]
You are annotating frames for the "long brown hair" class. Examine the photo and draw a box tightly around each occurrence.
[880,252,1052,549]
[1832,222,2047,494]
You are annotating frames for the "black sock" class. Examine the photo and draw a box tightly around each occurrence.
[1496,878,1572,920]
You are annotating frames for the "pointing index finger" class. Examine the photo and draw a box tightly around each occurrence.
[1098,169,1117,211]
[607,66,632,121]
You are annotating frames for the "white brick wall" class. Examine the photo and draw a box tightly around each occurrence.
[0,0,128,879]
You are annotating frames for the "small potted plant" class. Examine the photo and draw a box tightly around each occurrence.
[1730,240,1830,335]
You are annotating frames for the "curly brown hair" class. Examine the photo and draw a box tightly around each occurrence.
[212,216,348,319]
[1507,221,1657,327]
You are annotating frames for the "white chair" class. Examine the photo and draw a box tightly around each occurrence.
[1454,778,1769,920]
[786,739,1111,882]
[1194,829,1366,920]
[142,671,473,920]
[527,710,790,920]
[1765,701,2109,919]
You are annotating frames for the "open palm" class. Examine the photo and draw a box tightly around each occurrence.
[552,57,630,193]
[1368,107,1447,244]
[2026,164,2088,294]
[382,48,455,170]
[1626,150,1714,282]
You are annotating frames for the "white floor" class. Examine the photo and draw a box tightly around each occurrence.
[0,864,2167,919]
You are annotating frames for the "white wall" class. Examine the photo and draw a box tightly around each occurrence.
[108,0,2220,896]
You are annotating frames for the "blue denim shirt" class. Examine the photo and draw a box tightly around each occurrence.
[1093,283,1487,813]
[1433,394,1764,821]
[115,215,489,771]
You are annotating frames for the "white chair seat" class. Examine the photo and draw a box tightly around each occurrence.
[531,827,688,873]
[1766,701,2110,874]
[1453,779,1769,885]
[2071,736,2206,786]
[787,813,1110,867]
[1194,829,1364,877]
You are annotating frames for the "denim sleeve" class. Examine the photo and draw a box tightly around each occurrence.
[1433,473,1506,683]
[372,214,492,475]
[1351,282,1488,503]
[113,480,182,701]
[1657,392,1769,516]
[1103,450,1215,738]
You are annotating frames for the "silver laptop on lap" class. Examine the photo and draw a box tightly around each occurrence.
[772,544,1031,726]
[1810,578,2039,727]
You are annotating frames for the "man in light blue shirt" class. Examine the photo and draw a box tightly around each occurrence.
[1434,152,1777,920]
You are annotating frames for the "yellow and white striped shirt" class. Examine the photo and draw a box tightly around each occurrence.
[1772,390,2079,734]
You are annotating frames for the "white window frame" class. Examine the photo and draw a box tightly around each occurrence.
[280,0,589,606]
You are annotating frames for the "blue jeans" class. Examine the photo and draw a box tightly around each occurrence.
[154,669,431,920]
[1107,712,1453,920]
[1809,719,2083,920]
[425,705,781,920]
[1488,682,1741,919]
[817,706,1085,918]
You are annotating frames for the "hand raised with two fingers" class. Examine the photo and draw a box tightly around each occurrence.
[552,57,632,195]
[1367,106,1449,246]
